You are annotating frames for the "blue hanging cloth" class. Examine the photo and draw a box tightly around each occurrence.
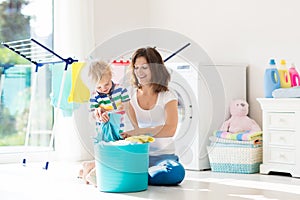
[49,63,79,116]
[95,113,123,142]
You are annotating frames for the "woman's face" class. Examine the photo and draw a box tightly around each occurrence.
[134,56,152,85]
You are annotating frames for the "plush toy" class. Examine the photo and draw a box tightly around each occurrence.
[220,99,261,133]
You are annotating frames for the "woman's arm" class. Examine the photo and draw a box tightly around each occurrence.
[124,102,139,129]
[123,100,178,138]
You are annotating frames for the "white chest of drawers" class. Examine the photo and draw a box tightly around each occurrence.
[257,98,300,177]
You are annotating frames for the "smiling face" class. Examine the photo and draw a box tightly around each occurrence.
[130,47,170,92]
[96,74,112,94]
[133,56,152,86]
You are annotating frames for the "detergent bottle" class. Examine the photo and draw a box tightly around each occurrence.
[278,59,291,88]
[289,63,300,87]
[264,59,280,98]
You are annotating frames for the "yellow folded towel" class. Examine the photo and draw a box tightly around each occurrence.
[125,135,155,143]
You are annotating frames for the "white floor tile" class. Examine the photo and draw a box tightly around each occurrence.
[1,162,300,200]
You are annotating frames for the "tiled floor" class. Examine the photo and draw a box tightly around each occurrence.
[1,162,300,200]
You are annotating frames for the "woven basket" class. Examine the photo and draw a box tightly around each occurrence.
[207,145,262,174]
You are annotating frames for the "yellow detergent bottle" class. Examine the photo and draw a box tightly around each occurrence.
[278,59,291,88]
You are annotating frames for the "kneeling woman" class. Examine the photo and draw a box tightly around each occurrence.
[122,47,185,185]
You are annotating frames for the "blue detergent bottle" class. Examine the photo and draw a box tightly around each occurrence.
[264,59,281,98]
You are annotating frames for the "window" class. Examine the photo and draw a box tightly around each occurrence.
[0,0,53,155]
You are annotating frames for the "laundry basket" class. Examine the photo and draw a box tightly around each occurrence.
[94,142,149,193]
[207,144,262,174]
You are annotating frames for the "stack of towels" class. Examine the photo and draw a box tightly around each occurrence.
[209,130,263,147]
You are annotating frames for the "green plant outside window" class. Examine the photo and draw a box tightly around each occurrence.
[0,0,53,147]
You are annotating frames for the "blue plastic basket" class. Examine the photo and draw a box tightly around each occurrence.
[94,142,149,193]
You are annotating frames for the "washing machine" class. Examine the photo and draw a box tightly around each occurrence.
[166,62,247,170]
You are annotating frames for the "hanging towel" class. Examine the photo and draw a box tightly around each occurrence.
[50,63,78,116]
[95,113,123,142]
[68,62,90,103]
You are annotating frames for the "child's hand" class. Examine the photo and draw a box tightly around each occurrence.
[100,111,109,122]
[94,108,109,122]
[94,108,102,120]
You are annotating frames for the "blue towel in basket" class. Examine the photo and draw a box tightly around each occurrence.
[95,113,123,142]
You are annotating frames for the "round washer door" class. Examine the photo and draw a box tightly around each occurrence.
[169,69,200,164]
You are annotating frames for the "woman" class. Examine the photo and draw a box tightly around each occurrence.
[122,47,185,186]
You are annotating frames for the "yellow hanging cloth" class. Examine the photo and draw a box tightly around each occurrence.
[68,62,90,103]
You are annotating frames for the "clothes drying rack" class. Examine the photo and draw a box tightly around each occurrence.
[1,38,78,170]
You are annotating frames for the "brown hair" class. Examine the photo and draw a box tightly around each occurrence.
[130,47,170,93]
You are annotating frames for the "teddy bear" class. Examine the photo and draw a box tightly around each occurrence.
[220,99,261,133]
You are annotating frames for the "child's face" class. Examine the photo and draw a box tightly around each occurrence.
[96,75,112,94]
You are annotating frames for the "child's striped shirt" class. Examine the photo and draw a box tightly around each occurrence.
[90,82,130,133]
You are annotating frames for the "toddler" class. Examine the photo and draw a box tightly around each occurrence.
[79,60,130,186]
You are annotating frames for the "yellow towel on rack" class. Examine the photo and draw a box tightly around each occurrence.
[68,62,90,103]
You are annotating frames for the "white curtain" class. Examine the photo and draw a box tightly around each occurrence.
[53,0,95,161]
[53,0,95,60]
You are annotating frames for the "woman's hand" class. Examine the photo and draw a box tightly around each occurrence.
[120,132,130,139]
[121,129,138,139]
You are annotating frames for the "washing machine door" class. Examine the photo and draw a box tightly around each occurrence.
[169,69,200,168]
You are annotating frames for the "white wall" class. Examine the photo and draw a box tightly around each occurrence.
[91,0,300,125]
[93,0,150,47]
[146,0,300,125]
